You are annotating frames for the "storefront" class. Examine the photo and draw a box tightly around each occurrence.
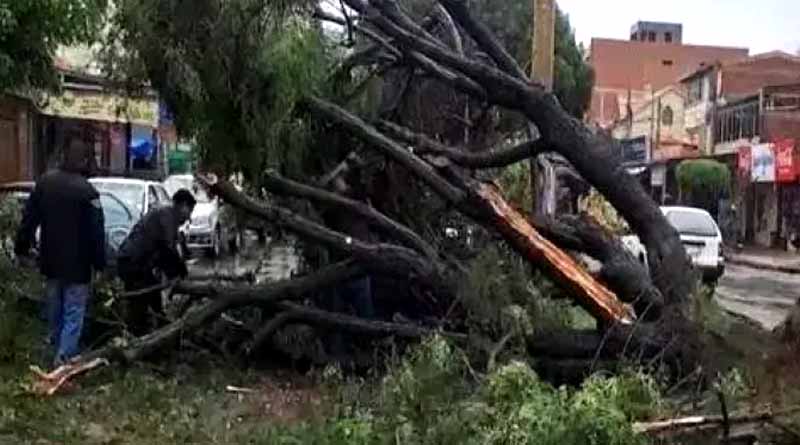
[38,85,159,176]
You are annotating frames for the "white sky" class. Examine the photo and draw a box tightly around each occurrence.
[556,0,800,55]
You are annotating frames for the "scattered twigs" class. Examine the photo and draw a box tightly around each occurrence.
[633,406,800,436]
[29,358,110,396]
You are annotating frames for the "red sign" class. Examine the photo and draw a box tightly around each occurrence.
[737,146,752,177]
[775,139,796,183]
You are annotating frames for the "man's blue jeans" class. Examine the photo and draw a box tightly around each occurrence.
[45,280,89,366]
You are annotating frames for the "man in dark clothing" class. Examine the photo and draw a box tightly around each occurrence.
[15,138,106,366]
[116,189,195,335]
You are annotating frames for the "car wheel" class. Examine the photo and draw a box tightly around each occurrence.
[206,226,221,258]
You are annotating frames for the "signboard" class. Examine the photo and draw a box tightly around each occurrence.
[751,143,775,183]
[737,146,751,177]
[618,136,649,165]
[775,139,796,183]
[42,90,158,127]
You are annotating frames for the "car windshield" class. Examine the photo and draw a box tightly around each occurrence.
[163,176,211,203]
[665,210,718,237]
[92,181,146,216]
[100,194,134,227]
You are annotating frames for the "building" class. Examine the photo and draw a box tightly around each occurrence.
[680,51,800,154]
[611,84,700,204]
[711,83,800,248]
[37,68,161,178]
[630,21,682,44]
[0,94,36,183]
[588,22,748,128]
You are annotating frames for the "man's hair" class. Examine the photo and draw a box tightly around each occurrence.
[62,137,95,174]
[172,189,197,207]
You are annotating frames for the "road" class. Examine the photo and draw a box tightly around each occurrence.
[188,239,797,332]
[716,263,798,330]
[187,234,300,283]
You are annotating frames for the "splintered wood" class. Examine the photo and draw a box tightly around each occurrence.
[476,183,634,325]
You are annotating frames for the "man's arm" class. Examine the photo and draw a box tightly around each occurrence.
[87,193,106,271]
[14,186,42,256]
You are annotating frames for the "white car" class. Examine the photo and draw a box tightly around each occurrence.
[90,177,172,222]
[622,206,725,285]
[163,174,240,257]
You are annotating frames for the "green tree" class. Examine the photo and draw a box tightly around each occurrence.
[0,0,108,93]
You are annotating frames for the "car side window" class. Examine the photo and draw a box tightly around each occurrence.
[157,186,170,204]
[148,186,159,210]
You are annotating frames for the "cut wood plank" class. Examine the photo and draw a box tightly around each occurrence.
[475,183,634,325]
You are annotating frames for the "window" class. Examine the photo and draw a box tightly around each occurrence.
[687,78,703,104]
[631,33,638,41]
[713,100,759,144]
[666,211,719,237]
[662,59,673,66]
[648,31,656,42]
[665,32,672,43]
[157,186,170,204]
[661,106,674,126]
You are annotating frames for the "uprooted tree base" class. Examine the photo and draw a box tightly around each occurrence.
[52,0,730,390]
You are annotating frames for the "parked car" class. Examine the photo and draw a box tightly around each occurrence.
[0,180,135,268]
[98,192,137,269]
[622,206,725,286]
[163,174,241,257]
[90,177,171,221]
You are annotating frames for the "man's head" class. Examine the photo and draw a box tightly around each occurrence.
[61,137,95,176]
[172,189,197,224]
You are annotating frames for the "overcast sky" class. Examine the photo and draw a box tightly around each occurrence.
[556,0,800,55]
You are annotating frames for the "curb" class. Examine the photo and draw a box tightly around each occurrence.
[726,257,800,275]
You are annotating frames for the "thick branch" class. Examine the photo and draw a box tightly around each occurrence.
[438,0,528,80]
[379,120,548,168]
[306,96,467,205]
[76,261,365,364]
[274,301,466,340]
[198,176,445,289]
[262,170,437,259]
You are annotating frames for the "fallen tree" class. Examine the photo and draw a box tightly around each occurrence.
[67,0,708,385]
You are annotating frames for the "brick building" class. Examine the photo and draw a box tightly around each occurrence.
[588,22,748,128]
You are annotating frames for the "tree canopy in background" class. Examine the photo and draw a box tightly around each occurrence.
[103,0,333,181]
[0,0,108,93]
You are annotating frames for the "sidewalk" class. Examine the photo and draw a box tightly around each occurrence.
[726,247,800,274]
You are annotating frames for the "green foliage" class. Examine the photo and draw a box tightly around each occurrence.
[579,189,630,235]
[497,161,533,214]
[460,245,595,343]
[0,0,107,92]
[106,0,329,181]
[676,160,731,204]
[258,339,654,445]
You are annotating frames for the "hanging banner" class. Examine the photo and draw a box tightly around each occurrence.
[751,143,775,183]
[737,145,751,177]
[775,139,796,183]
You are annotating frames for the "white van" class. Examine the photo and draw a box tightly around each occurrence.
[622,206,725,285]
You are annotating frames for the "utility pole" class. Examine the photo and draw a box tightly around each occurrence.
[531,0,555,90]
[530,0,555,215]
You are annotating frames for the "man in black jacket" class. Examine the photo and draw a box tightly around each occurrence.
[116,189,195,335]
[15,138,106,366]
